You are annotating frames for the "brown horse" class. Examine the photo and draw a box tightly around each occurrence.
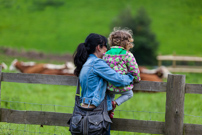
[9,59,75,76]
[9,59,171,82]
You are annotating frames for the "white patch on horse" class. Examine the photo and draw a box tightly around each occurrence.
[21,61,36,66]
[1,62,8,70]
[44,64,66,69]
[9,59,18,71]
[62,69,74,74]
[66,62,75,69]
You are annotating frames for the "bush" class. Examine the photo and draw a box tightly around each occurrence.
[110,7,159,65]
[31,0,65,11]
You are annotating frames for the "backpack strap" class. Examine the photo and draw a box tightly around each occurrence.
[103,94,108,112]
[75,78,80,105]
[76,78,80,95]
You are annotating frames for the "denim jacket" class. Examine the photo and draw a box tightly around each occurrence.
[79,54,134,111]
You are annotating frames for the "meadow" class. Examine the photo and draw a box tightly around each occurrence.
[1,0,202,134]
[0,0,202,55]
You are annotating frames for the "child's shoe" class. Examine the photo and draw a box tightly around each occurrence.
[112,101,116,111]
[109,111,114,119]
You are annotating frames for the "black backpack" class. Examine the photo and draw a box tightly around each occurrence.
[68,80,112,135]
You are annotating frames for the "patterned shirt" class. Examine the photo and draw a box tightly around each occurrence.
[103,46,141,92]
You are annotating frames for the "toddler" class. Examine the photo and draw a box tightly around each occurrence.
[103,28,141,117]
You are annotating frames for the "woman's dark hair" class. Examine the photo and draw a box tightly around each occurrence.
[73,33,108,76]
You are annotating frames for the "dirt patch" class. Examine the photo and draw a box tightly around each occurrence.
[0,47,73,62]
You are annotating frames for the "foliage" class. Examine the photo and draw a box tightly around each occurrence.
[31,0,65,11]
[0,0,15,8]
[110,7,159,65]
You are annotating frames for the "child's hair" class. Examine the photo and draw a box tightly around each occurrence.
[108,27,134,50]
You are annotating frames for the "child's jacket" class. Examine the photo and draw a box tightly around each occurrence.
[103,46,141,92]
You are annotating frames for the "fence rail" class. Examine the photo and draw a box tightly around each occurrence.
[157,54,202,73]
[2,72,202,94]
[157,55,202,62]
[1,108,202,134]
[1,66,202,134]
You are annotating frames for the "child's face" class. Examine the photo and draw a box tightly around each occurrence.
[126,42,134,51]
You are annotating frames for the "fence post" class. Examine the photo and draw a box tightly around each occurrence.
[172,52,176,68]
[158,54,162,67]
[165,74,186,135]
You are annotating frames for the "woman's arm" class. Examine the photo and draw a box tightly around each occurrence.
[93,59,134,87]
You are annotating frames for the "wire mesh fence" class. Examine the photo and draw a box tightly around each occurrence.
[0,123,69,135]
[1,100,74,113]
[0,100,166,135]
[1,100,202,135]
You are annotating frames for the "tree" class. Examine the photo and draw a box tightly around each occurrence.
[110,7,159,65]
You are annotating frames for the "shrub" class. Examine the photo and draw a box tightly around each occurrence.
[110,7,159,65]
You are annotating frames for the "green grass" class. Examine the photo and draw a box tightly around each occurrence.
[1,0,202,134]
[0,0,202,55]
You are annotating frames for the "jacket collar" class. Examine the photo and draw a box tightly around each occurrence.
[89,54,97,58]
[110,46,125,50]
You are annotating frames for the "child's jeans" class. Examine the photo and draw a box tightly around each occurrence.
[108,90,133,106]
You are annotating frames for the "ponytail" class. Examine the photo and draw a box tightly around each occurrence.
[73,43,88,76]
[73,33,108,77]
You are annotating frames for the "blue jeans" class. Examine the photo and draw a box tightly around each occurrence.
[109,90,133,106]
[105,124,111,135]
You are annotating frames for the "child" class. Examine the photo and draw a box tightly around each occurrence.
[103,28,141,117]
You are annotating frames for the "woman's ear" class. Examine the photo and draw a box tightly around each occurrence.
[96,45,101,52]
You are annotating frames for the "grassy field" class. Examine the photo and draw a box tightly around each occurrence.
[0,0,202,55]
[1,0,202,134]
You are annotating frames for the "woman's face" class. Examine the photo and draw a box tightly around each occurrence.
[100,45,107,54]
[96,45,107,58]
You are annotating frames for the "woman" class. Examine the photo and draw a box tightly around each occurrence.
[73,33,134,134]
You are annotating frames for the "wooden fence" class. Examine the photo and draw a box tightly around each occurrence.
[157,54,202,73]
[1,66,202,135]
